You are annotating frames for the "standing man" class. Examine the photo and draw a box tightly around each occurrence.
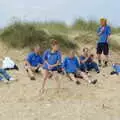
[97,18,111,67]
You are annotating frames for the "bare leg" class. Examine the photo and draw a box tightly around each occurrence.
[53,72,61,92]
[26,67,35,80]
[80,72,97,84]
[66,74,80,84]
[97,54,102,66]
[104,55,109,66]
[80,72,91,83]
[40,70,49,93]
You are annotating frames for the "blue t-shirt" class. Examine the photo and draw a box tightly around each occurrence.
[97,25,111,43]
[43,49,62,71]
[27,52,43,67]
[63,56,80,73]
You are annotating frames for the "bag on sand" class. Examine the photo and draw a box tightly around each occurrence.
[2,57,19,70]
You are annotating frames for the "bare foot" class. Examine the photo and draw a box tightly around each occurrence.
[40,88,45,94]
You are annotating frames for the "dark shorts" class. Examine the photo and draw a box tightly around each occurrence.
[97,43,109,55]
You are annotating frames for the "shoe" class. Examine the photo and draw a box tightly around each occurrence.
[110,71,118,75]
[30,76,36,80]
[76,81,81,85]
[97,71,100,74]
[91,79,97,84]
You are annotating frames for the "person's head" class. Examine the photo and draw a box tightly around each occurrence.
[33,45,41,55]
[89,54,94,58]
[68,50,75,59]
[100,18,107,26]
[51,39,59,52]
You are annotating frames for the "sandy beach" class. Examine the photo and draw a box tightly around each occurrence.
[0,41,119,120]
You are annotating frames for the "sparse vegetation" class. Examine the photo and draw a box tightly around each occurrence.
[0,21,77,51]
[0,18,120,51]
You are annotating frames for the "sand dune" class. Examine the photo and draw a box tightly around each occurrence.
[0,41,120,120]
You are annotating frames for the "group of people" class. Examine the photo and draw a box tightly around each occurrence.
[0,18,120,93]
[23,18,113,93]
[25,41,99,93]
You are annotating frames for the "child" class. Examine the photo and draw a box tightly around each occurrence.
[25,45,43,80]
[41,40,62,93]
[110,63,120,75]
[63,50,97,85]
[0,68,15,82]
[80,48,100,73]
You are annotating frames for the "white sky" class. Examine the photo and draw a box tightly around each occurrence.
[0,0,119,27]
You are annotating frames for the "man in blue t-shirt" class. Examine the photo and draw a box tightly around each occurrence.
[97,18,111,67]
[25,46,43,80]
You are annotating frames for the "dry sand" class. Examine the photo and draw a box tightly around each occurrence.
[0,42,120,120]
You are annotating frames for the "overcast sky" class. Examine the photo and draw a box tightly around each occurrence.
[0,0,119,27]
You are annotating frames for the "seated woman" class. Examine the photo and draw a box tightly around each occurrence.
[25,45,43,80]
[110,63,120,75]
[41,40,62,93]
[80,48,100,73]
[63,50,97,85]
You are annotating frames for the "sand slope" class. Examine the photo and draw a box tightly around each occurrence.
[0,41,120,120]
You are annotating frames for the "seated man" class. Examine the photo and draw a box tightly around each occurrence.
[63,50,97,85]
[80,48,100,73]
[25,45,43,80]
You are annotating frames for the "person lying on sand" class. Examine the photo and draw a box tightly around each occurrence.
[80,48,100,74]
[41,40,62,93]
[63,50,97,85]
[24,45,43,80]
[0,68,15,82]
[110,63,120,75]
